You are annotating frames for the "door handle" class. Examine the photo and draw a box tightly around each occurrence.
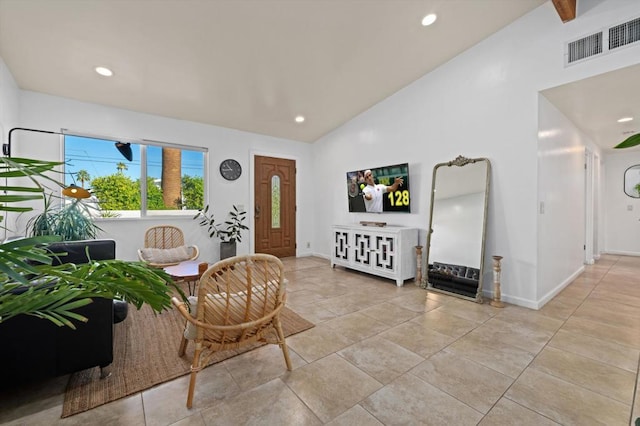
[255,205,260,218]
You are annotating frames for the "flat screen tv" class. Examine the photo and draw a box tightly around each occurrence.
[346,163,411,213]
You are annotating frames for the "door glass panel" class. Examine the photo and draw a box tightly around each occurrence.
[271,175,281,228]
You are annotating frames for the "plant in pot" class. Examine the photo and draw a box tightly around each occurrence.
[26,194,102,241]
[0,156,186,328]
[218,205,249,259]
[193,204,248,260]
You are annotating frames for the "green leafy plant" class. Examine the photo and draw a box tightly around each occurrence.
[193,204,219,238]
[218,205,248,243]
[614,133,640,149]
[27,196,102,241]
[193,204,248,243]
[636,183,640,197]
[0,155,185,328]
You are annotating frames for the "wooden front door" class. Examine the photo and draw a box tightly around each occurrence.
[254,156,296,257]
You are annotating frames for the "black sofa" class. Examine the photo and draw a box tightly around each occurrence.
[0,239,123,383]
[428,261,480,298]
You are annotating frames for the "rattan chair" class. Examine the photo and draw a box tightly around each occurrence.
[137,225,199,267]
[171,253,292,408]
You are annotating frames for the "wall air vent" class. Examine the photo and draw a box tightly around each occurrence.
[609,17,640,50]
[567,32,603,64]
[565,16,640,67]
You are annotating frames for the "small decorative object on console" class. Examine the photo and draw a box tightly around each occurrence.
[360,221,387,227]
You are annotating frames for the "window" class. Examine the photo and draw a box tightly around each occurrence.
[64,134,206,218]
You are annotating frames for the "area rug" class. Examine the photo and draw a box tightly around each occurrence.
[62,304,314,418]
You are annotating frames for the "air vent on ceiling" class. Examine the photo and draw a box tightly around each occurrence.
[567,32,603,64]
[609,17,640,50]
[565,16,640,66]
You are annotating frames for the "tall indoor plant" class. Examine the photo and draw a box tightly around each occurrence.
[0,156,184,328]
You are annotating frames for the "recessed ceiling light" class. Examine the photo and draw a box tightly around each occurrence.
[95,66,113,77]
[421,13,437,26]
[295,115,305,123]
[618,117,634,123]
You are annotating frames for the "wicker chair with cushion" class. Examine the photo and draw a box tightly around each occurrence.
[171,253,292,408]
[137,225,199,267]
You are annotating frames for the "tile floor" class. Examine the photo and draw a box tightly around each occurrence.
[1,254,639,425]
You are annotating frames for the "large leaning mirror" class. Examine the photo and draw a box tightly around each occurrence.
[423,155,491,303]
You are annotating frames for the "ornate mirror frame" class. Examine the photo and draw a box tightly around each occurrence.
[423,155,491,303]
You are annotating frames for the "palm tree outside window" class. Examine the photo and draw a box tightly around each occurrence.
[64,135,206,218]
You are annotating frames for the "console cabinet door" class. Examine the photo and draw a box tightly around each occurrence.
[372,234,397,274]
[333,229,350,263]
[352,231,373,268]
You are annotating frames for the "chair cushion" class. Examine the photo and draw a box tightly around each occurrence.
[140,245,191,264]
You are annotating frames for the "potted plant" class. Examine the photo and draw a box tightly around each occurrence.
[218,205,249,259]
[26,195,102,241]
[0,156,185,328]
[193,204,248,260]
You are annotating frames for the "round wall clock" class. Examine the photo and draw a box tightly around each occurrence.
[219,159,242,181]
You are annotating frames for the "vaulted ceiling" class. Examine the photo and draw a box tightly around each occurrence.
[0,0,546,143]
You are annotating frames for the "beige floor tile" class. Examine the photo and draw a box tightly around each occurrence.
[505,368,630,425]
[361,373,483,425]
[562,316,640,349]
[597,278,640,298]
[0,375,67,424]
[478,398,561,426]
[359,302,421,326]
[315,295,371,316]
[548,329,640,372]
[62,395,146,425]
[222,343,306,391]
[558,284,593,300]
[530,346,636,404]
[337,336,424,384]
[285,323,355,362]
[387,291,441,313]
[0,405,65,426]
[468,317,554,354]
[538,295,582,320]
[142,363,240,425]
[285,288,330,306]
[324,312,391,342]
[283,301,339,324]
[572,299,640,328]
[379,321,455,358]
[170,412,206,426]
[410,351,514,414]
[282,354,382,423]
[445,333,535,378]
[589,287,640,308]
[410,308,479,338]
[433,299,499,323]
[324,405,383,426]
[200,378,322,426]
[495,306,564,333]
[7,255,640,426]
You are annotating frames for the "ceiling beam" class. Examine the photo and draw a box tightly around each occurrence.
[552,0,577,23]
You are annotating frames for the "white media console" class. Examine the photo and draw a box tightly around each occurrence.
[331,224,419,286]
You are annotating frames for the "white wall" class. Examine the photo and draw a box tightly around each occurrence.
[312,0,640,308]
[604,151,640,255]
[537,95,599,307]
[0,56,21,241]
[9,91,315,261]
